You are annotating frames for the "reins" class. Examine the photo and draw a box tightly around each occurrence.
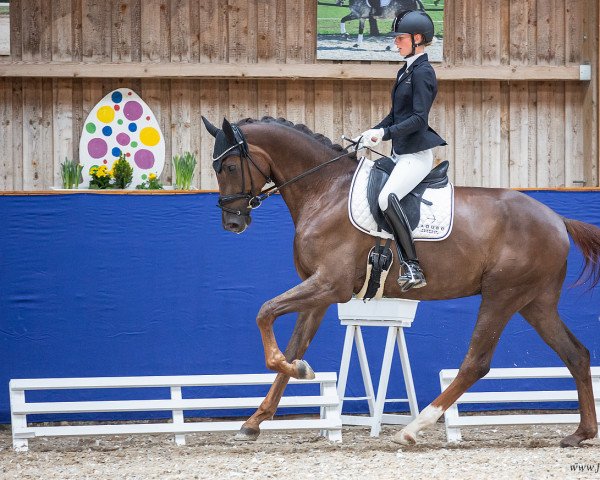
[217,132,385,217]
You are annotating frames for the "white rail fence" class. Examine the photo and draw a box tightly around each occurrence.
[10,372,342,452]
[440,367,600,442]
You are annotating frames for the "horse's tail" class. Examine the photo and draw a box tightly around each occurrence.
[563,217,600,289]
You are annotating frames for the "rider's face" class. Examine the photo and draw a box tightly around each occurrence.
[394,33,423,57]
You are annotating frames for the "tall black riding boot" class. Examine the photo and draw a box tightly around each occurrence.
[383,193,427,291]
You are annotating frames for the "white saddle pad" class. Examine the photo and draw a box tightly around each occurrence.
[348,157,454,242]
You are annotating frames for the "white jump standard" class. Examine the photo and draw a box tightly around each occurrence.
[337,297,420,437]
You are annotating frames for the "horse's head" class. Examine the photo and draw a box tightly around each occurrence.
[202,116,273,234]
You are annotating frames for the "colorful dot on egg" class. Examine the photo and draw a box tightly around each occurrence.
[140,127,160,147]
[126,152,131,158]
[128,92,132,96]
[97,106,115,124]
[117,119,123,125]
[131,141,138,148]
[146,116,150,121]
[142,174,147,180]
[85,123,96,134]
[128,123,138,133]
[88,138,108,159]
[124,101,143,121]
[103,159,108,164]
[112,91,123,103]
[112,147,122,157]
[102,126,112,137]
[114,105,121,111]
[117,133,130,146]
[134,149,155,169]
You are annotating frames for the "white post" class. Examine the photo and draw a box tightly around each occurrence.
[355,326,376,416]
[10,385,29,452]
[170,386,186,446]
[396,327,419,419]
[322,379,342,442]
[440,373,461,442]
[370,326,397,437]
[337,325,356,413]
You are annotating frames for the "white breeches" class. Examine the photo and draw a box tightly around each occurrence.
[378,148,434,211]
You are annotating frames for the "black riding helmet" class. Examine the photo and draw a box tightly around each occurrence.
[392,10,435,57]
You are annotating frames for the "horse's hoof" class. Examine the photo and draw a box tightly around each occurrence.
[392,429,417,446]
[353,43,359,48]
[293,359,315,379]
[234,426,260,442]
[560,434,585,448]
[385,46,391,51]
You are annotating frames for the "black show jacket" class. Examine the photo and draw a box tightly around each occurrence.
[373,53,447,155]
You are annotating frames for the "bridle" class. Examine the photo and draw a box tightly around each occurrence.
[213,125,360,218]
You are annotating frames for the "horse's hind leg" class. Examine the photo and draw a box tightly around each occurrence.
[236,306,328,441]
[393,290,525,445]
[520,285,598,447]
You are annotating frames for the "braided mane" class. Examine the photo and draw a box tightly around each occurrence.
[237,116,353,156]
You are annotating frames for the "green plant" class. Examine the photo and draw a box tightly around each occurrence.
[112,155,134,189]
[60,158,83,189]
[173,152,197,190]
[88,165,113,189]
[136,173,164,190]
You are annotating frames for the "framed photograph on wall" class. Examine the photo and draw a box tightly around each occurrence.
[317,0,444,62]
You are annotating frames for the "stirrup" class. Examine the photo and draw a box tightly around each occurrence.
[397,261,427,292]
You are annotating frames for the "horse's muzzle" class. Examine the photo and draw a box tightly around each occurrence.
[223,212,251,234]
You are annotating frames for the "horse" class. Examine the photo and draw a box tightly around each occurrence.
[201,115,600,447]
[340,0,424,45]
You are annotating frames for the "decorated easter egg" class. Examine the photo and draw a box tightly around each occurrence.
[79,88,165,189]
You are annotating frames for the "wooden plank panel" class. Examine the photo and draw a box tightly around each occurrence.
[508,82,529,187]
[10,0,23,61]
[141,0,170,62]
[454,81,476,185]
[314,81,335,144]
[189,79,202,189]
[22,79,44,189]
[285,0,303,63]
[53,79,74,187]
[72,78,84,164]
[171,79,191,167]
[42,78,54,188]
[198,79,220,190]
[285,80,305,124]
[481,82,502,187]
[257,1,277,63]
[228,0,248,64]
[11,79,23,190]
[82,0,112,61]
[52,0,73,61]
[170,0,190,62]
[72,0,83,62]
[341,81,366,157]
[371,79,392,158]
[113,0,142,62]
[440,82,455,181]
[199,0,227,63]
[257,80,279,119]
[0,79,13,190]
[304,0,316,63]
[21,0,42,61]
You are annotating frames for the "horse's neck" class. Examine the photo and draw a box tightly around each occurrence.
[256,128,355,226]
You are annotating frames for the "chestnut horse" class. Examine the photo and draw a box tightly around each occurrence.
[202,116,600,447]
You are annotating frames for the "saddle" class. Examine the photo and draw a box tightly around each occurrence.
[367,159,450,233]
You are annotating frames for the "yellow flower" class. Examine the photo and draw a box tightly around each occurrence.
[90,166,98,175]
[149,173,157,180]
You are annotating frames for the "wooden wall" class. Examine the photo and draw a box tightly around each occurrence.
[0,0,598,190]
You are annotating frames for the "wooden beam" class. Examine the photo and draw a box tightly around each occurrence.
[0,62,588,81]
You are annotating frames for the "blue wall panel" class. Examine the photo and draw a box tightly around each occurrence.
[0,191,599,423]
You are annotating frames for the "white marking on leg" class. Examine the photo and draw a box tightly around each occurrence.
[393,404,443,445]
[340,22,347,34]
[357,33,364,44]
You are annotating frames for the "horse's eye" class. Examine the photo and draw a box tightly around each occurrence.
[227,165,236,172]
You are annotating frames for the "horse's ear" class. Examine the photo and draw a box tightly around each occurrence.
[201,116,220,138]
[222,118,237,144]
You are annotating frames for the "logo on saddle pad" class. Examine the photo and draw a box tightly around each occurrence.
[349,157,454,242]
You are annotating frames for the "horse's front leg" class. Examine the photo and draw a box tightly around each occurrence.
[257,272,349,378]
[236,306,328,441]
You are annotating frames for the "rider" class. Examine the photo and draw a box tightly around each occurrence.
[354,10,446,291]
